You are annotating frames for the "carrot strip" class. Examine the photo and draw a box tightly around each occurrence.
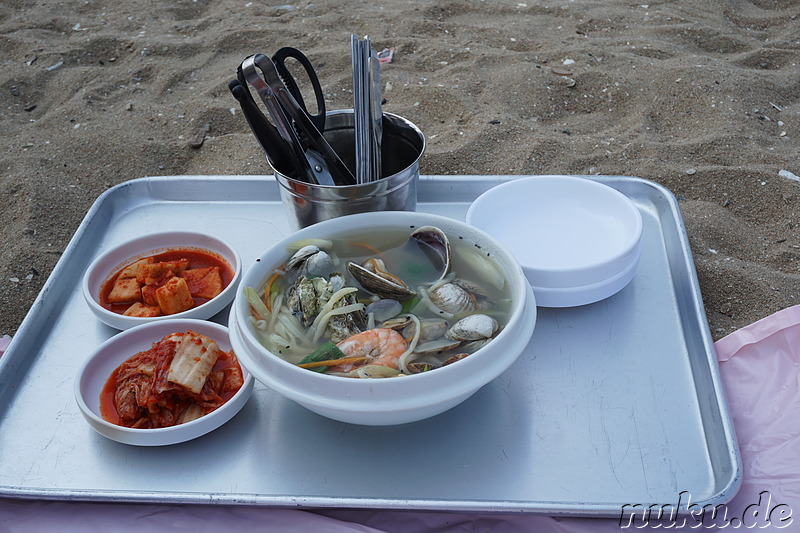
[298,356,369,369]
[263,272,281,312]
[349,241,384,258]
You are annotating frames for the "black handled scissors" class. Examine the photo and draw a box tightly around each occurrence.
[271,46,326,135]
[235,52,356,186]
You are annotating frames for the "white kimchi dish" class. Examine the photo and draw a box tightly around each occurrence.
[74,319,254,446]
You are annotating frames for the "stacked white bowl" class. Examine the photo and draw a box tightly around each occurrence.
[466,176,643,308]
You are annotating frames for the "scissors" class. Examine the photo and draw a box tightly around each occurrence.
[235,51,356,186]
[271,47,327,134]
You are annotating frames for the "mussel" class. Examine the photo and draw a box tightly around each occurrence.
[287,273,365,341]
[287,275,331,327]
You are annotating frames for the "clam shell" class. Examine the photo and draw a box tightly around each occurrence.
[402,317,450,341]
[347,259,416,301]
[446,313,499,341]
[442,352,470,366]
[365,299,402,322]
[452,278,489,299]
[410,226,451,280]
[413,338,462,356]
[407,361,441,374]
[460,338,492,354]
[286,245,332,279]
[428,282,477,314]
[380,315,413,331]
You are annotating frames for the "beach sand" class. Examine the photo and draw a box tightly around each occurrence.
[2,0,799,340]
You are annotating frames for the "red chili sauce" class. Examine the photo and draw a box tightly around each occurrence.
[99,249,234,315]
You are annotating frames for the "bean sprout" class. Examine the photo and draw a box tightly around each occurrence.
[397,313,422,374]
[310,287,359,331]
[278,311,312,344]
[267,293,284,336]
[426,271,456,291]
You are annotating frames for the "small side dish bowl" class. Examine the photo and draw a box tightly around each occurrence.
[466,176,643,308]
[74,319,254,446]
[82,231,242,330]
[230,211,537,426]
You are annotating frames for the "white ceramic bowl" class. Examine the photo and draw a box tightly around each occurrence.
[82,231,242,330]
[230,211,537,426]
[74,319,254,446]
[466,176,642,307]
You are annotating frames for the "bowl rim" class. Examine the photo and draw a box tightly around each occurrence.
[232,211,535,403]
[74,318,254,445]
[465,175,643,277]
[82,231,242,330]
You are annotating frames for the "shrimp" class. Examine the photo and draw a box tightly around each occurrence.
[331,328,408,372]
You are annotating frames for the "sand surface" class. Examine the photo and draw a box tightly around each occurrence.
[2,0,799,340]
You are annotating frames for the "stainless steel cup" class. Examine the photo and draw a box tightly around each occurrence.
[273,110,425,229]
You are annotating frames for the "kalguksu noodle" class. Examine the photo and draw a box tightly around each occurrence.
[244,225,512,377]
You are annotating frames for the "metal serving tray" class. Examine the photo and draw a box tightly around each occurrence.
[0,175,741,516]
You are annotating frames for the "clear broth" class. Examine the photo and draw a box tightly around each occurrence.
[255,225,513,370]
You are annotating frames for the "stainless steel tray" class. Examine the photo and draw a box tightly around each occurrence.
[0,175,741,516]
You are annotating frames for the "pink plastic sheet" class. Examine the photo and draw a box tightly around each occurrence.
[2,305,799,531]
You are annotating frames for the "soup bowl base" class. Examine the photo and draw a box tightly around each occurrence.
[230,283,536,426]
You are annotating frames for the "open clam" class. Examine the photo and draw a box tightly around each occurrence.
[347,258,416,301]
[410,226,451,281]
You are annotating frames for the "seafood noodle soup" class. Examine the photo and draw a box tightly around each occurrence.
[243,225,512,378]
